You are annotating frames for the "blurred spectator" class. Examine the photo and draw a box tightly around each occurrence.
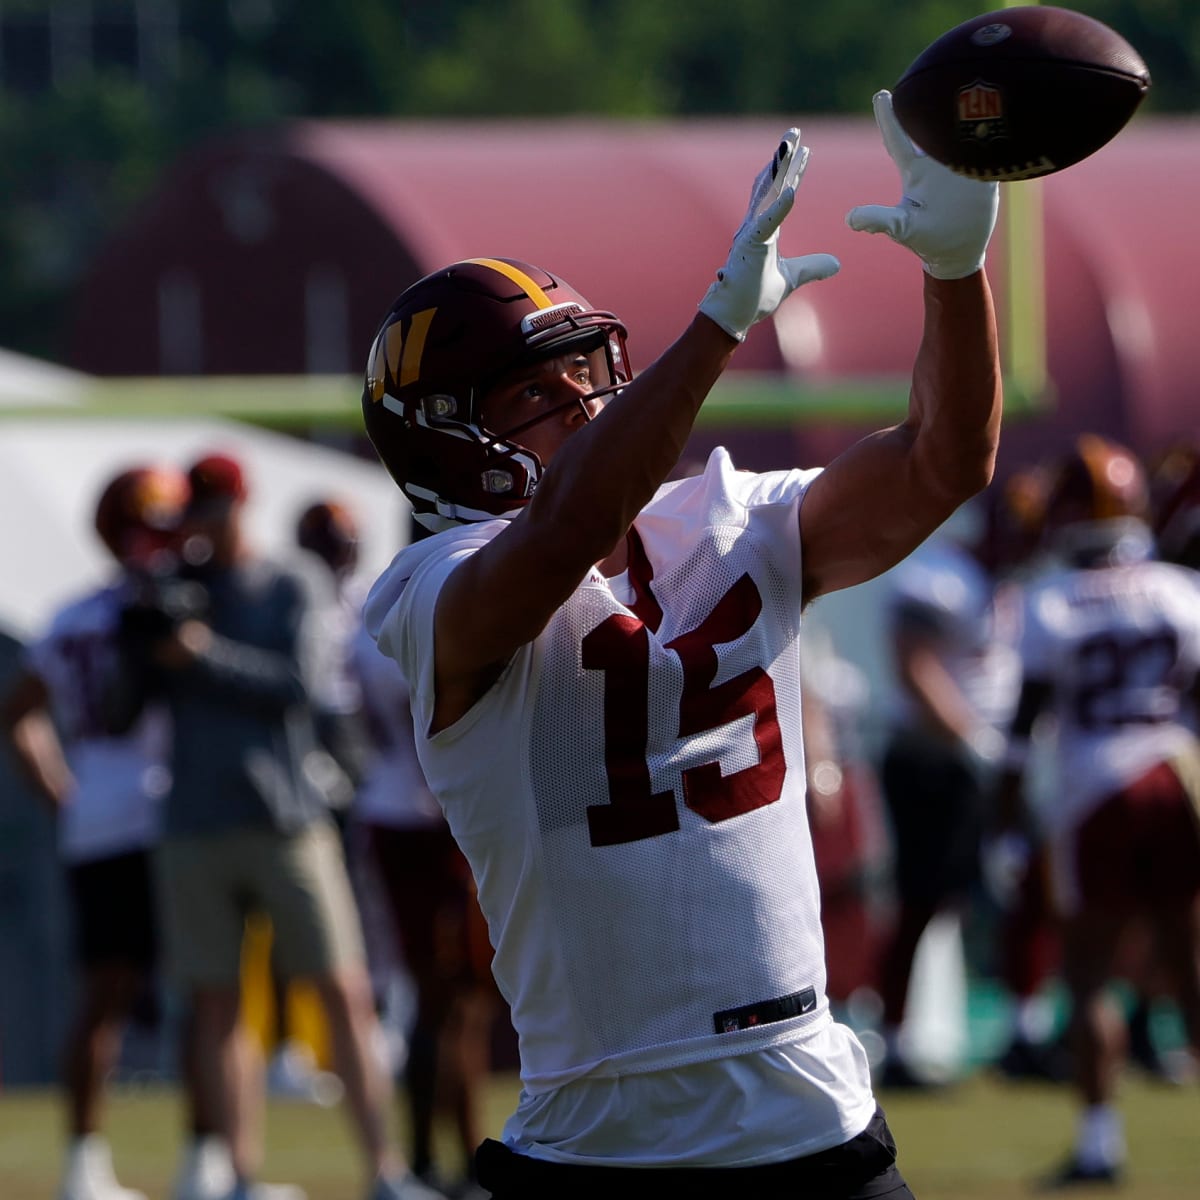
[347,598,496,1198]
[110,452,445,1200]
[295,498,372,796]
[0,465,232,1200]
[873,499,1022,1088]
[254,498,377,1108]
[995,435,1200,1186]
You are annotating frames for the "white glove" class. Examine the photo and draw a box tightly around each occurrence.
[846,91,999,281]
[699,129,840,341]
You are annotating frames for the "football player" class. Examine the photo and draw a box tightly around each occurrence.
[0,466,234,1200]
[361,95,1001,1199]
[873,505,1022,1088]
[995,435,1200,1186]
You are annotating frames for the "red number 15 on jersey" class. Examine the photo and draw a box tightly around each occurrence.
[581,573,785,847]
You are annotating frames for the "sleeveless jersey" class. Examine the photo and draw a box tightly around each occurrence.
[1014,558,1200,831]
[367,448,847,1092]
[24,581,171,862]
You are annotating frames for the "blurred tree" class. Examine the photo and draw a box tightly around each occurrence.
[0,0,1195,361]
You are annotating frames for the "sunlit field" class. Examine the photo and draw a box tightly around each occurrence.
[0,1069,1196,1200]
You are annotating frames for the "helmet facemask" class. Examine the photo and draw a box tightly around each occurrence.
[363,259,630,531]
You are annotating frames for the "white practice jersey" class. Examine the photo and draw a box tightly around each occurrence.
[24,581,171,862]
[886,539,1021,736]
[367,448,875,1155]
[1015,557,1200,831]
[347,618,442,829]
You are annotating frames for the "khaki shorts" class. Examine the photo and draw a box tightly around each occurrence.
[156,822,365,987]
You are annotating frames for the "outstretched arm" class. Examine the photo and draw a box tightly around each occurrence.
[433,131,840,728]
[800,92,1002,603]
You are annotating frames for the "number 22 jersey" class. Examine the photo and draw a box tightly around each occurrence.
[1014,555,1200,834]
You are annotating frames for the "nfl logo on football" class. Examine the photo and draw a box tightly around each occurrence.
[957,80,1006,142]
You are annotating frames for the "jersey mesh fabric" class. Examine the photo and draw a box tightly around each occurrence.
[368,450,845,1093]
[527,518,824,1069]
[348,620,441,828]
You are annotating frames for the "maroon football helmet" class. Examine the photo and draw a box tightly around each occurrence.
[362,258,630,529]
[1043,434,1148,526]
[94,465,190,567]
[972,465,1049,578]
[1042,434,1151,564]
[297,499,359,576]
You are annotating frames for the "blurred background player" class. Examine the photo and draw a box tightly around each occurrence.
[995,434,1200,1186]
[966,467,1075,1083]
[110,453,445,1200]
[799,628,891,1026]
[254,498,376,1108]
[295,498,372,802]
[0,465,232,1200]
[872,497,1022,1088]
[347,585,496,1199]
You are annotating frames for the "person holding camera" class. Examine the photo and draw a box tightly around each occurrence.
[1,464,233,1200]
[114,452,443,1200]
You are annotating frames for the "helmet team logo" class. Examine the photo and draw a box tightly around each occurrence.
[957,80,1006,142]
[361,257,631,531]
[367,307,437,403]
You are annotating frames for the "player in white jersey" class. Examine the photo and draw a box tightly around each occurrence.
[996,435,1200,1187]
[360,99,1002,1198]
[874,524,1021,1088]
[0,466,233,1200]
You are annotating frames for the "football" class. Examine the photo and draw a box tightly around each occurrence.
[891,6,1150,181]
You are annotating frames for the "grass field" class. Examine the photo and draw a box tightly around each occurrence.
[0,1070,1196,1199]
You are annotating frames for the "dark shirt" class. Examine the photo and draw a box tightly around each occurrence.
[160,557,336,837]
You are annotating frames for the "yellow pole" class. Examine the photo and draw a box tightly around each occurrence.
[1001,0,1050,407]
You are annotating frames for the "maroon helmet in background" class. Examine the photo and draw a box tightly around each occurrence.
[972,464,1050,580]
[362,257,631,531]
[297,499,360,577]
[1041,433,1151,565]
[93,465,190,568]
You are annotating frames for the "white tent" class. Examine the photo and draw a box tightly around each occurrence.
[0,347,88,409]
[0,416,407,641]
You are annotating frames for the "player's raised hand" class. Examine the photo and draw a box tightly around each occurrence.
[699,129,840,342]
[847,90,999,280]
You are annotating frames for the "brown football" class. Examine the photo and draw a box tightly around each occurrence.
[892,6,1150,181]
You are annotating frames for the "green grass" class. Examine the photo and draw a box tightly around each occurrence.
[0,1070,1196,1199]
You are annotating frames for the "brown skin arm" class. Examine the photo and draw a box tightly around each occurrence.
[0,669,75,812]
[800,271,1001,602]
[432,315,738,732]
[431,269,999,732]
